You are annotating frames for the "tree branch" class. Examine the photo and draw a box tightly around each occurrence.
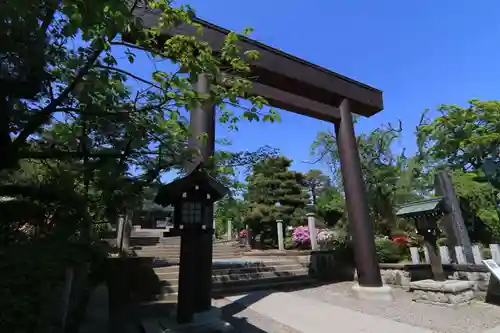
[95,64,164,90]
[13,39,114,150]
[19,150,124,160]
[40,0,60,36]
[110,40,156,54]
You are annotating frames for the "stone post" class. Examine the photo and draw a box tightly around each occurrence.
[439,246,451,264]
[491,244,500,264]
[116,215,124,250]
[307,213,318,251]
[277,219,284,251]
[246,224,251,247]
[116,214,131,252]
[227,220,232,241]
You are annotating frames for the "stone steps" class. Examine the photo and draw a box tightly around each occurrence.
[134,251,242,260]
[133,241,246,260]
[131,237,317,304]
[148,260,315,303]
[135,249,243,254]
[130,235,242,248]
[159,269,310,293]
[135,246,242,252]
[154,263,306,276]
[155,273,316,303]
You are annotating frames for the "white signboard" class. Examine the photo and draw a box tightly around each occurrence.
[483,259,500,281]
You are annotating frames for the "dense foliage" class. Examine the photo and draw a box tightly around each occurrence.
[243,156,310,231]
[1,1,278,332]
[309,102,500,242]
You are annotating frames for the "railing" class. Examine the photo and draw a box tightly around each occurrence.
[409,244,500,265]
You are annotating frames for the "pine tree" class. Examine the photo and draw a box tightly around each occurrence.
[304,169,331,205]
[244,156,309,231]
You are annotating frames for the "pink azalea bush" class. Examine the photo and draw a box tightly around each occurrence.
[291,226,340,250]
[291,226,310,244]
[292,226,310,245]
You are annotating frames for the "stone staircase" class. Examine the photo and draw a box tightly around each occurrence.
[153,259,315,302]
[131,236,317,303]
[132,236,246,262]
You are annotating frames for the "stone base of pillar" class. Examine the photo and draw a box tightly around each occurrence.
[142,307,233,332]
[352,284,394,301]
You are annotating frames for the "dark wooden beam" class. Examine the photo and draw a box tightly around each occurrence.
[250,81,340,122]
[132,8,383,119]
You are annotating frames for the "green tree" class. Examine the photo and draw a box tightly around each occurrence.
[1,0,279,172]
[446,168,499,242]
[244,156,309,230]
[2,0,281,235]
[213,145,279,237]
[311,122,427,236]
[417,101,500,240]
[304,169,331,206]
[215,198,247,237]
[315,184,345,227]
[419,100,500,171]
[0,1,281,332]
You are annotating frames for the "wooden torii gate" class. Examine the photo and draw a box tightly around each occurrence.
[132,8,388,315]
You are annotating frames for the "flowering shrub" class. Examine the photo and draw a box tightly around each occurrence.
[239,229,248,238]
[392,236,409,246]
[375,237,404,263]
[288,226,352,258]
[317,229,338,250]
[292,226,310,245]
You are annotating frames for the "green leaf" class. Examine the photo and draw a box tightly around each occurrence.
[242,27,254,36]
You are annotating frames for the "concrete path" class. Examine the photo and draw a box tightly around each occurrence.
[222,291,433,333]
[483,328,500,333]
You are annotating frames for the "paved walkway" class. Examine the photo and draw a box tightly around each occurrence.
[82,282,500,332]
[220,292,432,333]
[216,283,500,333]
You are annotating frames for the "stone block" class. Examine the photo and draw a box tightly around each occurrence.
[395,270,411,288]
[477,281,489,292]
[409,279,475,306]
[448,290,475,304]
[410,279,472,293]
[380,269,411,289]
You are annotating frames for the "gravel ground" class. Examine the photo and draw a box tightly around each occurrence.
[291,282,500,333]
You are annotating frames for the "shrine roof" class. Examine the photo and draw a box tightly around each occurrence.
[396,197,446,218]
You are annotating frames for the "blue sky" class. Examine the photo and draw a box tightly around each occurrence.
[128,0,500,180]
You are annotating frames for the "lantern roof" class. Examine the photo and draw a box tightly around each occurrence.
[141,200,174,214]
[154,163,229,206]
[395,197,447,219]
